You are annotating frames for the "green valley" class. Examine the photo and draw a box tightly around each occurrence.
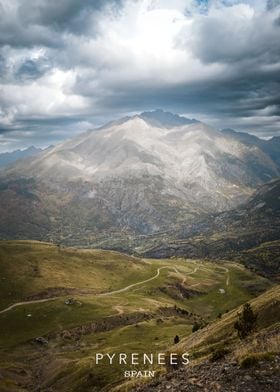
[0,241,273,391]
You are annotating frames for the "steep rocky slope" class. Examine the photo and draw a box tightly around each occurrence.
[141,178,280,279]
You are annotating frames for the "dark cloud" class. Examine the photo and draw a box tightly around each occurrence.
[0,0,123,48]
[15,58,51,80]
[0,54,6,76]
[18,0,90,28]
[19,0,122,28]
[186,7,280,65]
[267,0,280,10]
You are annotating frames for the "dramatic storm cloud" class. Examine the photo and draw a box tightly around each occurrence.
[0,0,280,150]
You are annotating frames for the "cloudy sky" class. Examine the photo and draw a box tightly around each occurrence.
[0,0,280,151]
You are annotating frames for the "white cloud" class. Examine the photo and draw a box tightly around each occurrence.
[0,68,89,123]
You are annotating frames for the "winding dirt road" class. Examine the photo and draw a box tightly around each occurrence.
[0,265,196,314]
[0,263,230,315]
[97,266,185,297]
[199,264,230,286]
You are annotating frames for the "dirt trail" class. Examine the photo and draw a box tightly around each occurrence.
[97,266,180,297]
[0,263,229,314]
[112,305,125,315]
[198,264,230,286]
[0,265,198,314]
[0,297,58,314]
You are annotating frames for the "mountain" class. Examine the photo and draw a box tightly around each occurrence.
[0,146,43,168]
[222,128,280,168]
[0,110,279,245]
[142,178,280,279]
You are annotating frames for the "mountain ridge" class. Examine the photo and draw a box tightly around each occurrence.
[221,128,280,168]
[0,110,279,245]
[0,146,43,168]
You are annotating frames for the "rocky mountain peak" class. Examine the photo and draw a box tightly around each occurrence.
[138,109,198,128]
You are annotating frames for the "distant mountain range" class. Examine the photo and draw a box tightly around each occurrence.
[0,110,279,256]
[222,128,280,167]
[0,146,43,168]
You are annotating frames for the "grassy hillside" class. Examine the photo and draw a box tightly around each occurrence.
[0,241,273,391]
[176,284,280,358]
[0,240,156,308]
[132,285,280,392]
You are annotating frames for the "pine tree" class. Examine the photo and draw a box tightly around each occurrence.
[174,335,180,344]
[192,321,200,333]
[234,303,257,339]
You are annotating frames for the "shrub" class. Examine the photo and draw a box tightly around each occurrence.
[192,322,201,333]
[234,303,257,339]
[210,347,229,362]
[240,352,274,368]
